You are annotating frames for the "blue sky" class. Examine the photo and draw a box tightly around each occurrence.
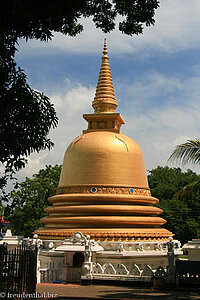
[14,0,200,181]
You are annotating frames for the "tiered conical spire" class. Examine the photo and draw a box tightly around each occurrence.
[92,38,118,113]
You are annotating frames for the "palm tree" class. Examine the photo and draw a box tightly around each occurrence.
[168,138,200,198]
[168,139,200,166]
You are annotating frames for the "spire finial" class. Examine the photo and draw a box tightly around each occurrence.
[92,39,118,114]
[103,38,108,55]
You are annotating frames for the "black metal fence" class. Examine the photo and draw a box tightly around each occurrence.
[0,244,37,298]
[176,259,200,287]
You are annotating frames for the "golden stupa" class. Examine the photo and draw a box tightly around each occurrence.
[35,39,172,241]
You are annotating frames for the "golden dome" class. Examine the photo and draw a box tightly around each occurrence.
[59,131,148,188]
[35,39,172,241]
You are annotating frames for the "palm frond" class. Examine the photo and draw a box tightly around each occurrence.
[168,139,200,166]
[193,180,200,192]
[175,180,200,201]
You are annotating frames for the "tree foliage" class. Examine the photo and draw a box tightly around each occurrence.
[148,166,200,244]
[148,166,199,201]
[0,1,160,39]
[0,36,58,199]
[0,0,159,198]
[6,165,62,237]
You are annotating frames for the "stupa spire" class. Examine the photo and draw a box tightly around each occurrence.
[92,38,118,113]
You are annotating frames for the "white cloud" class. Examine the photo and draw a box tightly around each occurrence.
[50,87,94,118]
[122,71,200,172]
[119,72,184,109]
[52,85,95,114]
[137,0,200,54]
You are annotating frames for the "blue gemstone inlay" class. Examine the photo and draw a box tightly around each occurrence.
[130,188,134,194]
[61,189,64,193]
[91,187,97,193]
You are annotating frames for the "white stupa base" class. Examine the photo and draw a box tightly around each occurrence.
[37,237,182,284]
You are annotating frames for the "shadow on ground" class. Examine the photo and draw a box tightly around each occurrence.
[96,288,200,300]
[37,283,200,300]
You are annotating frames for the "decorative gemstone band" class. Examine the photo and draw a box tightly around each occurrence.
[57,186,151,196]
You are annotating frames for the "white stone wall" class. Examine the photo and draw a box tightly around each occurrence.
[39,252,65,283]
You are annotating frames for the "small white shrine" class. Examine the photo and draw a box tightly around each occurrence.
[182,239,200,261]
[0,229,23,251]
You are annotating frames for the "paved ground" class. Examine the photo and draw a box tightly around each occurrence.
[36,283,200,300]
